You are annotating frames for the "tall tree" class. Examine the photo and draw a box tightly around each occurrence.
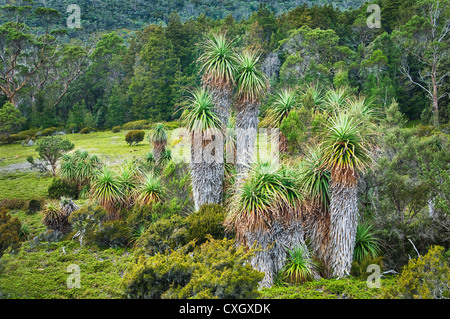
[395,0,450,125]
[182,87,224,211]
[321,111,372,277]
[235,49,268,181]
[197,32,237,203]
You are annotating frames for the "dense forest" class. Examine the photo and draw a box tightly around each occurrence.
[0,0,449,301]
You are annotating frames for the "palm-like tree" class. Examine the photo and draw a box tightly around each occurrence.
[60,150,101,193]
[225,161,310,287]
[320,111,372,277]
[301,83,324,110]
[265,88,298,152]
[149,123,168,164]
[182,87,224,210]
[136,172,166,206]
[198,32,237,126]
[298,144,331,268]
[90,166,125,219]
[235,49,268,180]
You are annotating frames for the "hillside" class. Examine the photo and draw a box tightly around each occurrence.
[0,0,368,32]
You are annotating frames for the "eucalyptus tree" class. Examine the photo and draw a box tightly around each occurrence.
[225,161,311,287]
[320,111,373,277]
[234,49,269,180]
[182,87,224,210]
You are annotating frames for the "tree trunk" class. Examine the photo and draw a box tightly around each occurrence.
[327,181,359,277]
[431,51,439,126]
[247,219,309,288]
[303,204,330,272]
[189,132,224,211]
[235,102,259,182]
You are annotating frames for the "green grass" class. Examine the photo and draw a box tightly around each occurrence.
[0,172,53,201]
[0,130,153,168]
[260,277,397,299]
[0,240,133,299]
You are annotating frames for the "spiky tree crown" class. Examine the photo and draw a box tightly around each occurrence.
[321,112,371,186]
[235,49,268,105]
[198,32,237,89]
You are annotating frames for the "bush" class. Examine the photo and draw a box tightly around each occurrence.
[68,205,107,246]
[89,220,130,248]
[122,120,149,130]
[40,127,58,136]
[125,130,145,146]
[111,126,121,133]
[135,215,188,255]
[0,198,27,211]
[41,203,70,234]
[186,204,227,245]
[121,237,264,299]
[27,199,42,215]
[79,127,90,134]
[0,208,22,260]
[382,245,450,299]
[48,178,79,199]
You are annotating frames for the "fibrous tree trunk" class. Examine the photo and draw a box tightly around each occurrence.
[235,102,259,182]
[246,219,310,288]
[190,131,224,211]
[327,182,358,277]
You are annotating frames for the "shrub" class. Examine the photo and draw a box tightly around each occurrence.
[121,237,264,299]
[68,205,107,246]
[122,120,149,130]
[186,204,227,245]
[111,126,121,133]
[382,245,450,299]
[125,130,145,146]
[79,127,90,134]
[0,208,22,260]
[40,127,58,136]
[34,136,75,175]
[27,199,42,215]
[89,220,130,248]
[135,215,188,255]
[48,178,79,199]
[0,198,27,211]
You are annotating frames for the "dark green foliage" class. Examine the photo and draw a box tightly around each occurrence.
[353,223,382,264]
[34,136,75,175]
[111,126,121,133]
[48,178,79,199]
[79,127,90,134]
[0,102,26,140]
[186,204,227,245]
[0,208,22,260]
[27,199,41,215]
[122,237,264,299]
[135,215,188,255]
[89,220,130,248]
[40,127,58,136]
[121,120,149,130]
[0,198,27,211]
[125,130,145,146]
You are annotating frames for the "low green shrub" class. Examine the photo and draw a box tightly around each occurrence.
[48,178,79,199]
[122,120,149,130]
[121,237,264,299]
[89,220,130,248]
[125,130,145,146]
[111,126,121,133]
[79,127,90,134]
[0,208,22,260]
[27,199,42,215]
[186,204,227,245]
[0,198,28,210]
[135,215,188,255]
[40,127,58,136]
[382,245,450,299]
